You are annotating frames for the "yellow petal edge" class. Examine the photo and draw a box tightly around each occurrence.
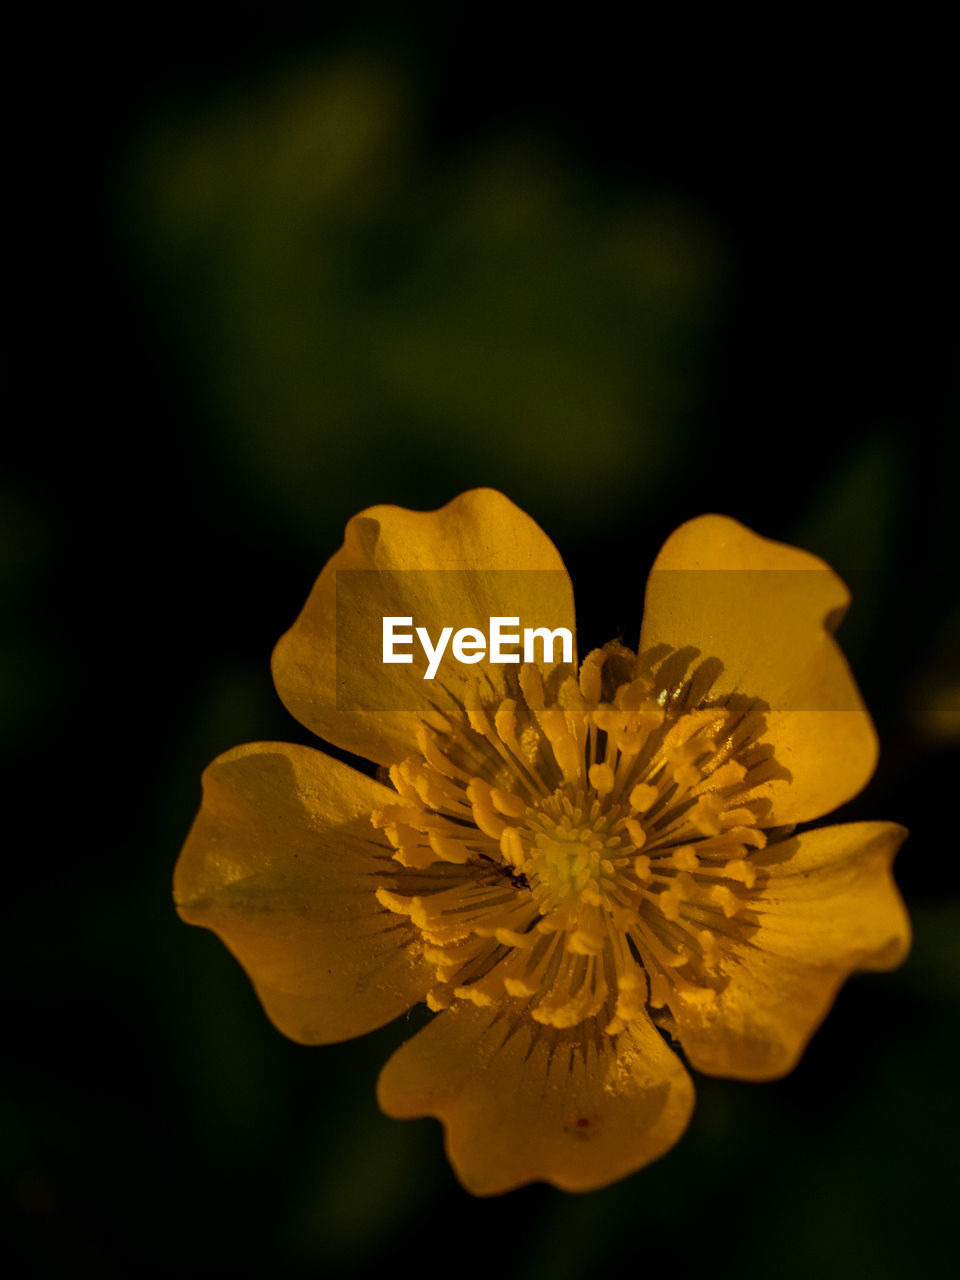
[640,514,878,825]
[271,488,576,766]
[377,1002,695,1195]
[174,742,433,1044]
[668,820,911,1080]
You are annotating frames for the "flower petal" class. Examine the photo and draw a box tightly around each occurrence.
[174,742,433,1043]
[668,821,910,1080]
[272,488,576,765]
[377,1004,694,1194]
[639,514,879,824]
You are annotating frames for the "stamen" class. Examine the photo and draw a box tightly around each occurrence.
[368,641,773,1038]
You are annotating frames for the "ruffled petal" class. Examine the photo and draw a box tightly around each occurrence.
[639,514,879,824]
[272,488,576,765]
[668,821,910,1080]
[174,742,433,1043]
[377,1003,694,1194]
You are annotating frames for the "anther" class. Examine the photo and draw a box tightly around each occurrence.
[588,762,615,795]
[630,783,659,813]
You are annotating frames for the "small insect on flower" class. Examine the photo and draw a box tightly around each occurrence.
[174,490,910,1194]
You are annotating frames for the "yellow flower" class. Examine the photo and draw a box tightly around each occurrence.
[174,489,910,1194]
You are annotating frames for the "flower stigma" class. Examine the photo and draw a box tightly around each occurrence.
[373,643,774,1037]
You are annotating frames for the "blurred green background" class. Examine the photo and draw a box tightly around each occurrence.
[4,7,958,1276]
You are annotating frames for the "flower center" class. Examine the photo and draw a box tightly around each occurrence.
[528,816,613,908]
[373,643,773,1036]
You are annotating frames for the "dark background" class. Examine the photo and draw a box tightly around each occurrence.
[5,6,958,1276]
